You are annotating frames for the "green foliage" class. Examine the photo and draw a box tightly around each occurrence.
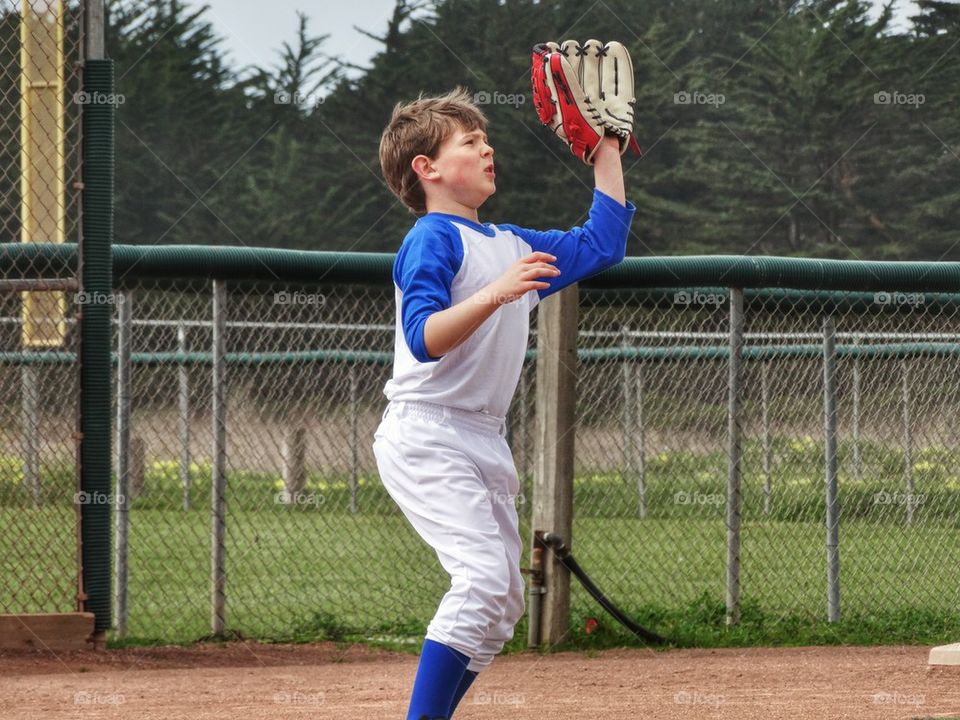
[94,0,960,258]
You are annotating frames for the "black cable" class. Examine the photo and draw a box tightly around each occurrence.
[543,533,667,645]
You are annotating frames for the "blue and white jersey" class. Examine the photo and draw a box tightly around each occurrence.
[384,189,636,419]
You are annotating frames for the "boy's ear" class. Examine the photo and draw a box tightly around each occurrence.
[411,154,439,182]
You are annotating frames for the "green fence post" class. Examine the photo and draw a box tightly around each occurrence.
[79,41,114,642]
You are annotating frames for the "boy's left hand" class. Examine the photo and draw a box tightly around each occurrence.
[531,39,642,165]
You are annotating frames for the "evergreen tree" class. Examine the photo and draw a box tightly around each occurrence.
[92,0,959,258]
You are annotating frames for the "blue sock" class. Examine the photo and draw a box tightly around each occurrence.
[406,639,470,720]
[448,669,479,716]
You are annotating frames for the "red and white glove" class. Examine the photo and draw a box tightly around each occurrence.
[531,39,642,165]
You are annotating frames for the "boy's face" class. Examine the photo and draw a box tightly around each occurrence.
[427,125,496,209]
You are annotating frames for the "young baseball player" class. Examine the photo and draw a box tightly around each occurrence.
[373,41,636,720]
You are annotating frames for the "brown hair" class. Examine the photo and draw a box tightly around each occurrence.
[379,87,488,214]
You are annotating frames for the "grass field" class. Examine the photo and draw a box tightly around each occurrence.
[2,507,959,652]
[2,435,959,651]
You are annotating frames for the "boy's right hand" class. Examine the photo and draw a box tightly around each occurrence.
[484,252,560,305]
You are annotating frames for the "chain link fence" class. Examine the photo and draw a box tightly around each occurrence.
[575,285,960,638]
[108,274,426,642]
[0,0,85,619]
[2,231,960,649]
[3,243,960,646]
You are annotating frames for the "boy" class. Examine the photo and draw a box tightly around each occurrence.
[373,86,634,720]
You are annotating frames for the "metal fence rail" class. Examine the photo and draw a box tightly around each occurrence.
[2,245,960,646]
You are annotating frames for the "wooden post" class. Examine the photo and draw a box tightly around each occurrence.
[282,428,306,504]
[529,286,578,647]
[129,436,145,500]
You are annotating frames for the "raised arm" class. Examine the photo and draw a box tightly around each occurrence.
[593,136,625,206]
[498,163,635,300]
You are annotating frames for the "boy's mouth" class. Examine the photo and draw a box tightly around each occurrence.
[484,163,495,177]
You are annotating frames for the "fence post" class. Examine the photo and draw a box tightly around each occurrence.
[823,316,841,622]
[282,427,306,503]
[761,360,772,515]
[621,325,635,507]
[852,336,862,483]
[79,1,114,643]
[520,364,529,485]
[21,364,40,506]
[529,286,577,647]
[636,359,647,520]
[178,322,191,511]
[211,280,227,636]
[130,436,145,499]
[901,359,914,525]
[726,288,744,626]
[114,290,131,638]
[349,364,359,513]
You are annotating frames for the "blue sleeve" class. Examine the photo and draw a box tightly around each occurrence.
[393,224,464,363]
[499,189,635,300]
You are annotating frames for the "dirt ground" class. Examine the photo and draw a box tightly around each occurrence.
[2,642,959,719]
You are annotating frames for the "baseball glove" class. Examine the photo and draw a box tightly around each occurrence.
[531,39,641,165]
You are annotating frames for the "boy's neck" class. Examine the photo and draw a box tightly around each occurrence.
[424,198,481,224]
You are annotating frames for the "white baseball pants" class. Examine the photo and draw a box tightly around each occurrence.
[372,400,525,672]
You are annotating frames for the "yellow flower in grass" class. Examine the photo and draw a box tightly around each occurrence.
[273,478,286,491]
[913,460,934,473]
[0,454,24,484]
[189,461,211,476]
[149,460,179,483]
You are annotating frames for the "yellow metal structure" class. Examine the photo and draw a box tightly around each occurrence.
[20,0,66,348]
